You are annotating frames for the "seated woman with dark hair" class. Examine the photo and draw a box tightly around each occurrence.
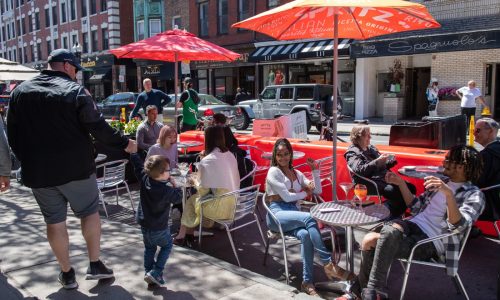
[344,125,416,218]
[266,138,354,297]
[173,126,240,247]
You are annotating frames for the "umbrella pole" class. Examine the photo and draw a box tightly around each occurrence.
[332,12,339,202]
[174,53,179,133]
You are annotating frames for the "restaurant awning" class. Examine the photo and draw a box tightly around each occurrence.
[351,15,500,58]
[249,39,351,62]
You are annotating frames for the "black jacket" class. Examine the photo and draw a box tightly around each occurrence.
[131,154,182,230]
[344,144,397,193]
[7,70,129,188]
[476,140,500,220]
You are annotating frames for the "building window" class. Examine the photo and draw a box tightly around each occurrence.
[6,23,10,40]
[45,8,50,28]
[21,17,25,34]
[82,32,88,53]
[102,29,108,50]
[47,40,51,55]
[34,11,40,30]
[13,48,16,62]
[52,6,57,25]
[81,0,87,17]
[17,19,21,36]
[217,0,228,35]
[62,36,68,49]
[238,0,251,21]
[30,44,34,61]
[61,2,67,23]
[70,0,76,20]
[90,0,96,15]
[71,33,77,46]
[23,46,27,63]
[100,0,106,11]
[136,20,144,40]
[268,0,278,8]
[149,19,161,37]
[53,38,58,49]
[37,42,42,60]
[199,2,208,37]
[91,30,98,51]
[172,16,181,29]
[28,14,32,32]
[18,48,22,63]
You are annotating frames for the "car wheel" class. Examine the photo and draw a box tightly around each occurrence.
[233,111,250,130]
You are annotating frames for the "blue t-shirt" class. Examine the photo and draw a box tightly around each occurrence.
[130,89,171,118]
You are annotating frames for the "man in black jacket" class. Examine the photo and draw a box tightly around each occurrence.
[473,118,500,221]
[7,49,137,290]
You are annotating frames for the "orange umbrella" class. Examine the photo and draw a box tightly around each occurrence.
[233,0,440,201]
[109,29,240,131]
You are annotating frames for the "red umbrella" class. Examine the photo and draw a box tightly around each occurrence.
[109,29,240,129]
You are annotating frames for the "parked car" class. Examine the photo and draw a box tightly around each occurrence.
[238,84,340,132]
[97,92,139,121]
[137,93,251,130]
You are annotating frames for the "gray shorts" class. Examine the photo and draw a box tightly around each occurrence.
[32,174,99,224]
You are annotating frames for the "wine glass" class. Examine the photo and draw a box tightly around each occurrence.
[339,182,354,202]
[178,162,189,177]
[354,184,368,211]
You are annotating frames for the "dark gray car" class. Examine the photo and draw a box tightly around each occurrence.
[97,92,139,121]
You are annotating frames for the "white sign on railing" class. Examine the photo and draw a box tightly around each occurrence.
[252,111,307,139]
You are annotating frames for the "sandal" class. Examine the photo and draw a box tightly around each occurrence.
[301,282,321,298]
[324,262,356,281]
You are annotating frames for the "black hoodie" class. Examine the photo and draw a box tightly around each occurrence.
[130,153,182,230]
[476,140,500,220]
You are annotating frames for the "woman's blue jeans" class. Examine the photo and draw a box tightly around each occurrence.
[141,227,173,275]
[267,201,331,283]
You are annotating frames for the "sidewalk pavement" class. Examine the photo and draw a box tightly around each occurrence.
[0,183,313,300]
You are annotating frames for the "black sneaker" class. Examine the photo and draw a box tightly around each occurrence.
[58,267,78,290]
[85,260,114,280]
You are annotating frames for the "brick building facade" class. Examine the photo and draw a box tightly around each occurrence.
[0,0,135,100]
[352,0,500,121]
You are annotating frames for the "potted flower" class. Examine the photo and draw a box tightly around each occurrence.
[124,117,141,137]
[389,59,404,93]
[438,87,459,100]
[109,117,126,133]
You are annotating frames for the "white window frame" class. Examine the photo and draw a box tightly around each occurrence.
[149,19,161,37]
[136,20,144,40]
[172,15,181,29]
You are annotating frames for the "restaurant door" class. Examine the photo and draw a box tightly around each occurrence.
[405,67,430,119]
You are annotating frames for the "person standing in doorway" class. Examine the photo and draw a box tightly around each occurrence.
[129,78,171,122]
[234,87,245,105]
[426,78,439,117]
[456,80,490,128]
[7,49,137,290]
[176,77,200,132]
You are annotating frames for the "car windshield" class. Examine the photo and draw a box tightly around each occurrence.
[202,95,225,105]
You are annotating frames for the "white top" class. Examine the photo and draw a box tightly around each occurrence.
[198,147,239,191]
[265,166,322,202]
[458,86,481,108]
[410,181,464,255]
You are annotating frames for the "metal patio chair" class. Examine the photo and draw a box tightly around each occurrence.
[96,159,135,217]
[198,184,266,267]
[398,226,472,300]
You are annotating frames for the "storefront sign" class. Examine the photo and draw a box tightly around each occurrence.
[80,54,115,69]
[191,51,253,69]
[143,65,161,76]
[351,30,500,58]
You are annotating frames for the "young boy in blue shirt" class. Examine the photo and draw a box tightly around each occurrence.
[131,153,182,286]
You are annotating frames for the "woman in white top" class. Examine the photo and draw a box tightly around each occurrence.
[265,138,353,297]
[174,126,239,246]
[146,125,178,168]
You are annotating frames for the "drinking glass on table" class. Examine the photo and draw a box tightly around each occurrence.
[339,182,354,202]
[354,184,368,212]
[178,162,189,177]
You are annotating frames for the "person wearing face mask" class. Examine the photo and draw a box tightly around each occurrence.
[7,49,137,290]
